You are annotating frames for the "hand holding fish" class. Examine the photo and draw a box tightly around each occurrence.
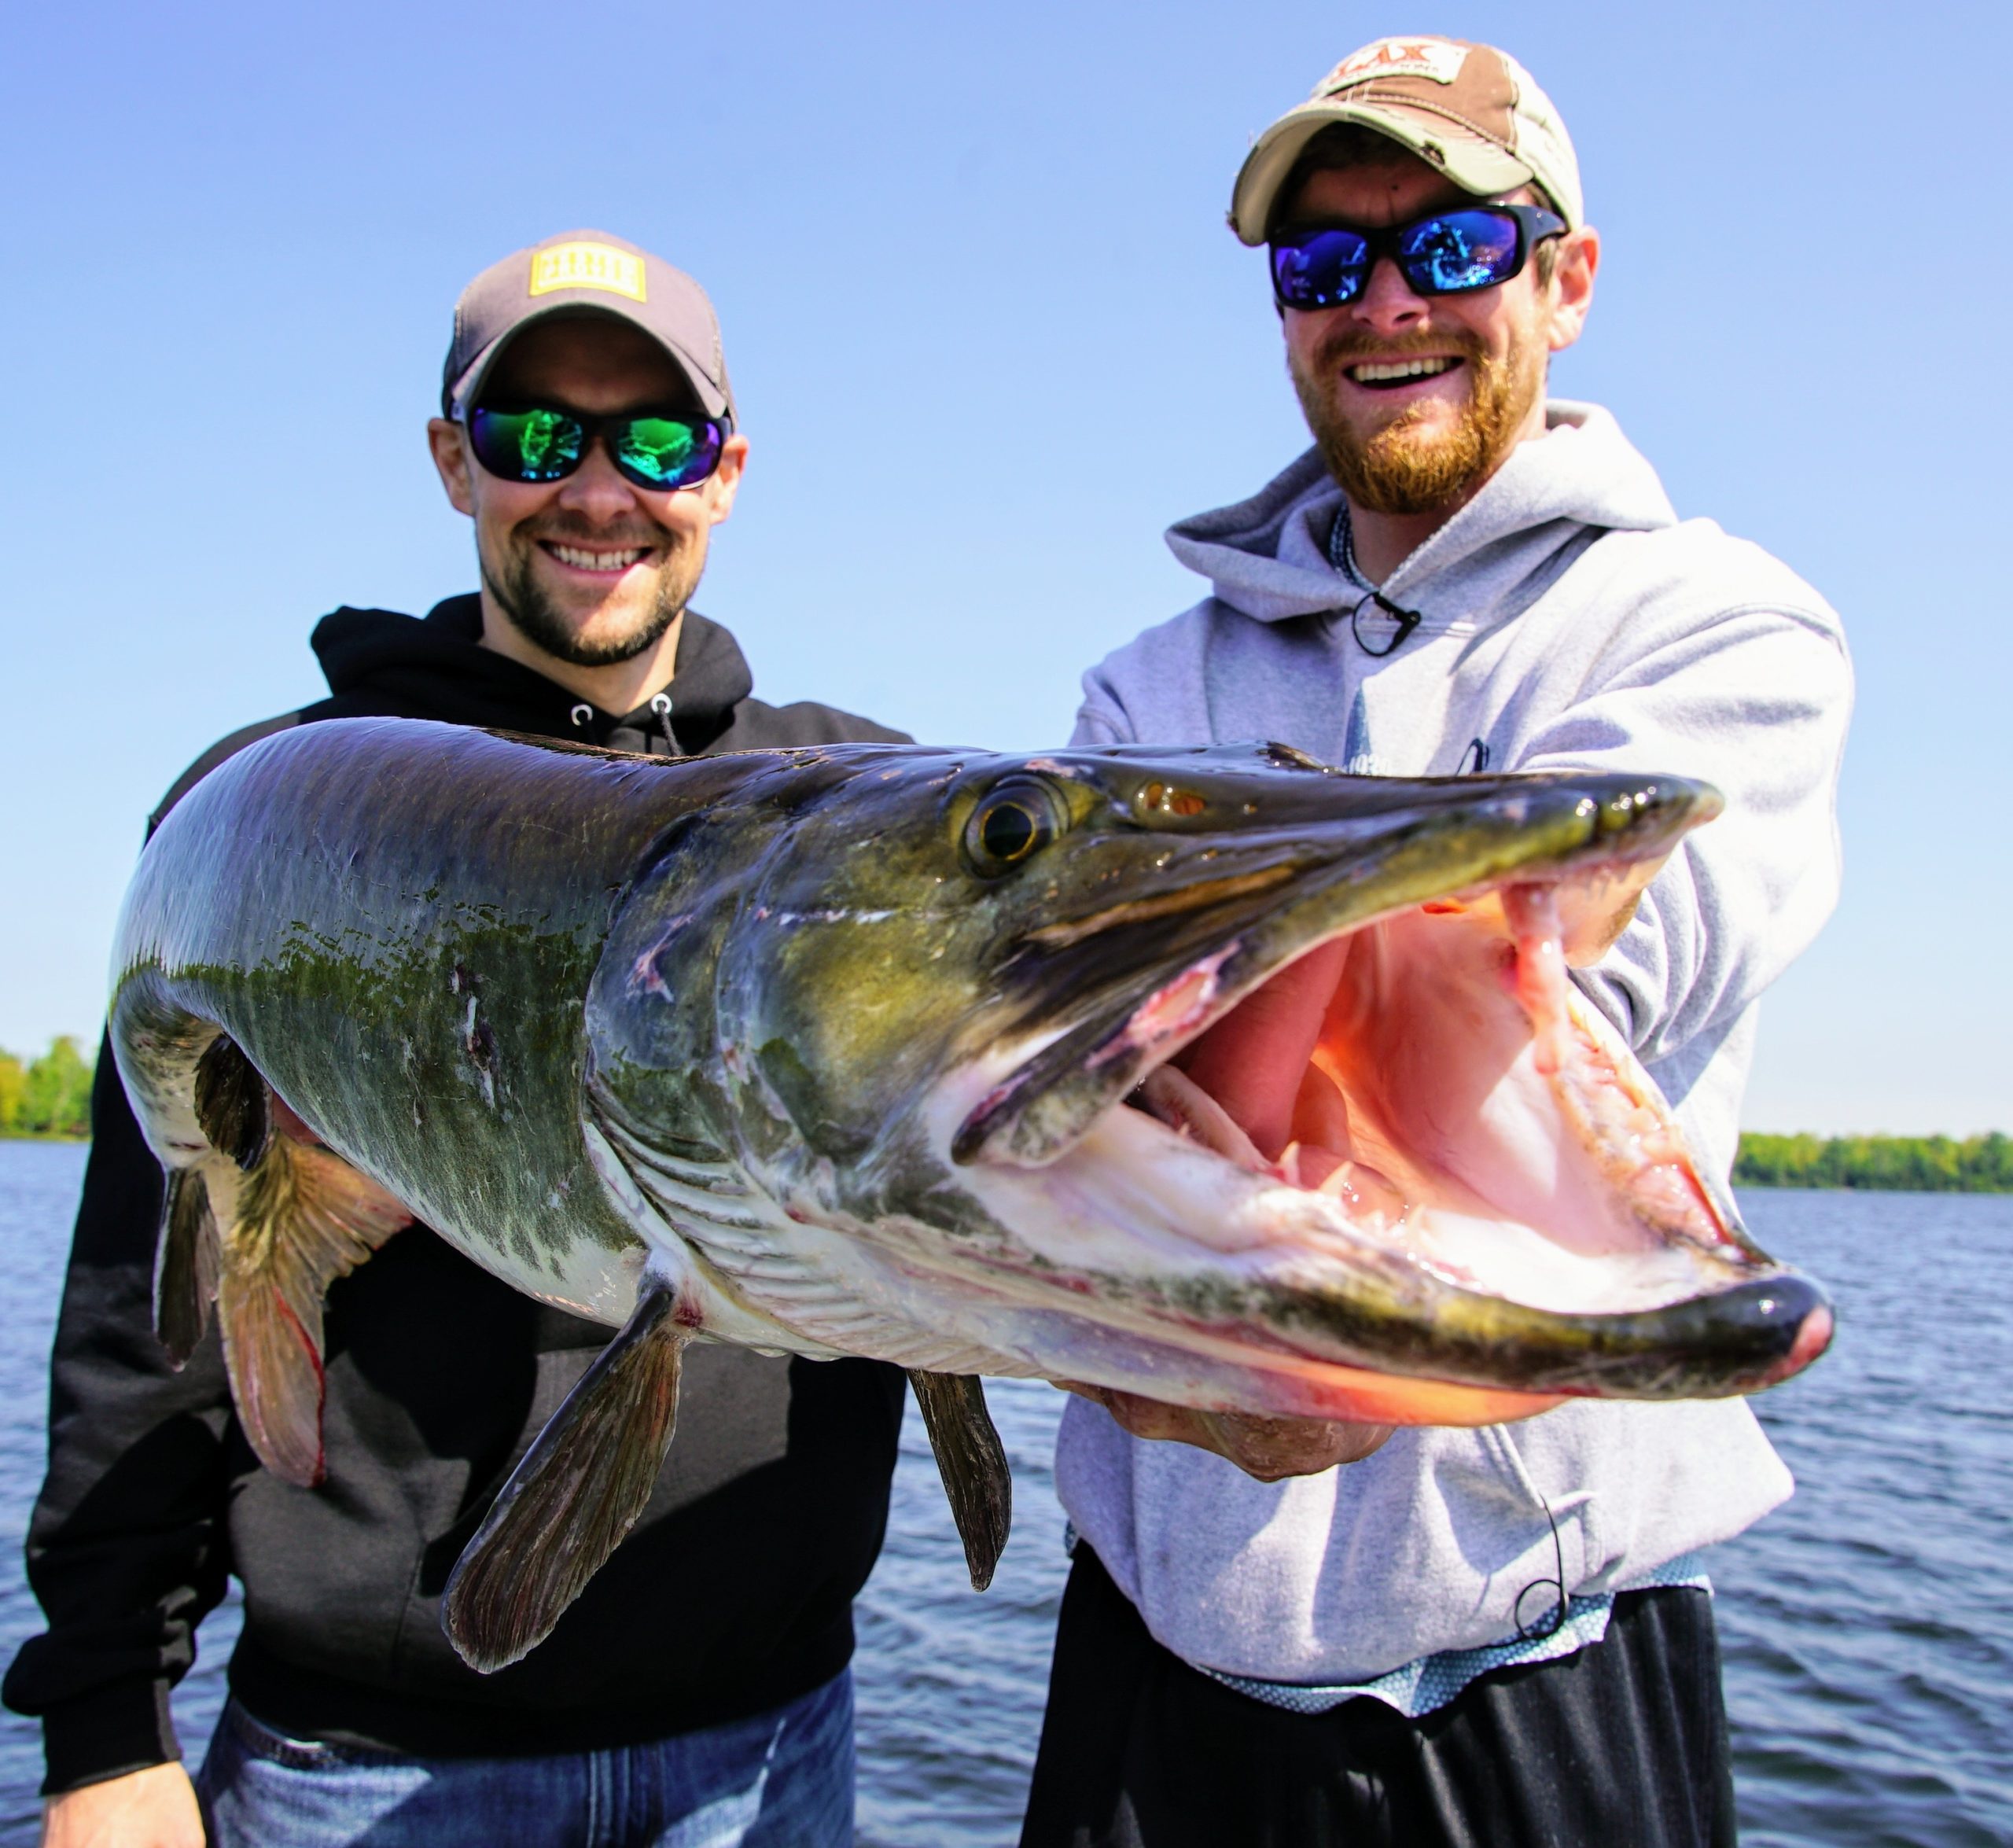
[109,721,1833,1672]
[1054,1380,1394,1478]
[1552,854,1669,966]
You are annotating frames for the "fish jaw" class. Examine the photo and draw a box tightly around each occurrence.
[898,859,1829,1420]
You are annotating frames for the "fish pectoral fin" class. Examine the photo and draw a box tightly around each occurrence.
[155,1166,223,1367]
[443,1282,690,1673]
[217,1137,413,1489]
[908,1371,1013,1592]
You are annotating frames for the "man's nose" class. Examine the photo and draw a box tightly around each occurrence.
[554,440,644,521]
[1349,256,1430,334]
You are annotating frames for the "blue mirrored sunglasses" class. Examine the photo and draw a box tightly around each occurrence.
[1269,203,1566,311]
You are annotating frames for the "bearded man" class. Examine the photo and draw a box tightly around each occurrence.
[9,232,907,1848]
[1019,39,1852,1848]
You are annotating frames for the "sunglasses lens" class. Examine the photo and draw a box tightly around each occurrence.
[1398,210,1522,294]
[469,407,584,482]
[614,417,723,491]
[1271,228,1372,308]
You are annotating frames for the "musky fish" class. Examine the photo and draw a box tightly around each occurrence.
[109,718,1831,1669]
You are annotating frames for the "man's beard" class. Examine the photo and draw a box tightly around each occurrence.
[1290,324,1544,517]
[482,524,704,668]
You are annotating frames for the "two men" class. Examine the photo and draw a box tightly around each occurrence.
[13,35,1851,1848]
[1022,37,1849,1848]
[8,232,907,1847]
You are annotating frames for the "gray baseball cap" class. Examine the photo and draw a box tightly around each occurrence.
[441,230,737,422]
[1229,37,1584,245]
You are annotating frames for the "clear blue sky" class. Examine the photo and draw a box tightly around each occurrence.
[2,1,2004,1134]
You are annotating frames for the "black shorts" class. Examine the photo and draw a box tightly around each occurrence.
[1019,1544,1735,1848]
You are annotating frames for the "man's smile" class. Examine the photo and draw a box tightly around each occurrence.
[1344,355,1467,392]
[538,540,658,577]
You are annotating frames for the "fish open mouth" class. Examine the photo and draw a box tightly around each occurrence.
[947,762,1832,1412]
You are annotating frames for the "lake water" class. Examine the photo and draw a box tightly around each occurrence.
[0,1141,2006,1845]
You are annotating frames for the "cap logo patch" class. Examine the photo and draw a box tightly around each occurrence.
[528,242,647,303]
[1316,38,1468,96]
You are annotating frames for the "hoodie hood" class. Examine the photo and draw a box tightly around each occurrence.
[1166,402,1680,628]
[310,595,756,753]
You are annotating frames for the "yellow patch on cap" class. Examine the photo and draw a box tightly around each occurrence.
[528,242,647,303]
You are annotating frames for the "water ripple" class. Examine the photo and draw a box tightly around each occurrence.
[0,1155,2004,1844]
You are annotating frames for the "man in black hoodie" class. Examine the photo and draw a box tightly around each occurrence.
[8,231,911,1848]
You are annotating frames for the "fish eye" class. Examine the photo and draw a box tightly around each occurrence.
[963,781,1065,877]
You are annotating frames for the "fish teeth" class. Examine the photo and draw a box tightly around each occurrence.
[549,543,650,571]
[1350,357,1455,383]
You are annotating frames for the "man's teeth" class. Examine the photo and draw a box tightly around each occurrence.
[1349,357,1456,384]
[548,544,650,571]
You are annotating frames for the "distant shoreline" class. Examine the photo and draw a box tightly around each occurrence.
[6,1132,2011,1192]
[1733,1132,2011,1194]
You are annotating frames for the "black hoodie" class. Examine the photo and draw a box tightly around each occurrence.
[6,598,914,1792]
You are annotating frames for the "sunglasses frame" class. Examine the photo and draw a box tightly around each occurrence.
[1268,201,1568,311]
[457,400,731,494]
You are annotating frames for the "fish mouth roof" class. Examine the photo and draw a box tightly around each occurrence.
[954,760,1713,1170]
[944,757,1831,1407]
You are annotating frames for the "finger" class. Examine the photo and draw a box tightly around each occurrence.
[1100,1391,1202,1444]
[1202,1412,1397,1481]
[1559,855,1667,966]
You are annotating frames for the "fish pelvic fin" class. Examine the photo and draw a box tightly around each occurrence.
[908,1371,1013,1592]
[443,1281,690,1673]
[155,1165,223,1367]
[216,1132,413,1489]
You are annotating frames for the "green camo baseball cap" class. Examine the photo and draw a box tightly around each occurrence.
[1229,37,1584,245]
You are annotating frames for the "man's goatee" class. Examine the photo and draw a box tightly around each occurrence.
[1292,326,1544,517]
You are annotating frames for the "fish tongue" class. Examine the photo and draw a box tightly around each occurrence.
[1502,883,1570,1076]
[1137,1067,1270,1173]
[1175,937,1352,1158]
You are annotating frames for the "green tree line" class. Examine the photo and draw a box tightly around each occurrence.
[0,1036,95,1139]
[3,1034,2008,1188]
[1735,1132,2013,1192]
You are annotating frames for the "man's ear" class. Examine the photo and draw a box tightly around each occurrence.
[701,433,751,528]
[428,418,477,517]
[1544,226,1599,354]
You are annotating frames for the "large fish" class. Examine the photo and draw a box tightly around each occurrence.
[109,718,1831,1669]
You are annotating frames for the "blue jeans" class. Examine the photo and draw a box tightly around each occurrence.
[196,1669,856,1848]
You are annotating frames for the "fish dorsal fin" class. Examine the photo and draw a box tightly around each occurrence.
[219,1135,413,1487]
[443,1281,690,1673]
[155,1167,223,1367]
[907,1371,1012,1591]
[193,1034,270,1170]
[154,1035,267,1363]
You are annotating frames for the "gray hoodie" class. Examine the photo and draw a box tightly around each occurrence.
[1057,401,1852,1686]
